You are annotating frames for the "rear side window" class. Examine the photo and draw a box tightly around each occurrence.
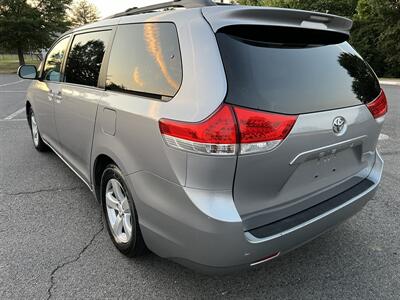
[43,37,70,82]
[64,30,111,87]
[217,26,381,115]
[106,22,182,99]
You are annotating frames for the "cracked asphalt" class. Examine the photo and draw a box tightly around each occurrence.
[0,74,399,299]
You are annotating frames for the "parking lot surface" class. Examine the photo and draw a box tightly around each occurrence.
[0,74,399,299]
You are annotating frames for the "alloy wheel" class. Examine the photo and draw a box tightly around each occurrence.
[105,178,132,243]
[31,112,39,147]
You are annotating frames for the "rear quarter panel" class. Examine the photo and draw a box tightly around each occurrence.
[91,9,229,186]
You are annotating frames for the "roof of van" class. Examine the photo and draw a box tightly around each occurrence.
[69,4,352,38]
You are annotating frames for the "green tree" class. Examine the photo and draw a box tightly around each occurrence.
[236,0,266,6]
[0,0,71,65]
[69,0,99,28]
[352,0,400,77]
[263,0,358,18]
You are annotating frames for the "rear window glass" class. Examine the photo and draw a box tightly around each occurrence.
[217,26,381,115]
[106,23,182,99]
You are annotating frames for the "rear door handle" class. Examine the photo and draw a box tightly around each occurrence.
[54,91,63,103]
[48,90,54,101]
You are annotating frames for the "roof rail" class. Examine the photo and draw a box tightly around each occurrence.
[108,0,217,19]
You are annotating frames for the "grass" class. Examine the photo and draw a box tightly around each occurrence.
[0,54,41,74]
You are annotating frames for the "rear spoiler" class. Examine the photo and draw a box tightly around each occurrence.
[201,6,353,38]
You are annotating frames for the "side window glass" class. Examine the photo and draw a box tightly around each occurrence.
[106,23,182,98]
[43,37,70,82]
[64,30,111,87]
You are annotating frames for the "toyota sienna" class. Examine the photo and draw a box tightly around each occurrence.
[18,0,387,273]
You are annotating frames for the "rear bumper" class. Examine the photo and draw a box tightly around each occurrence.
[127,151,383,274]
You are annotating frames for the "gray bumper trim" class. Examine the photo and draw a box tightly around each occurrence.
[245,151,383,244]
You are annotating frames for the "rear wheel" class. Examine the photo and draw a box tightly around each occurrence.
[28,108,48,152]
[101,164,147,257]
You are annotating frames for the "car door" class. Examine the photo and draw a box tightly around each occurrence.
[33,36,70,150]
[54,29,113,184]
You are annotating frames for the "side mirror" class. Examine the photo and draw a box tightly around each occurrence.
[18,65,38,80]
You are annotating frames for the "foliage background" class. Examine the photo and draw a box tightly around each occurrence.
[237,0,400,77]
[0,0,98,66]
[0,0,72,65]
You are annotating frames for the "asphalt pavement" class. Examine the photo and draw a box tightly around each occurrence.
[0,74,399,299]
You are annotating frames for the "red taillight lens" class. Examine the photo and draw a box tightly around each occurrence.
[367,89,388,119]
[233,106,297,154]
[159,104,297,155]
[159,104,237,144]
[233,106,298,143]
[159,104,238,155]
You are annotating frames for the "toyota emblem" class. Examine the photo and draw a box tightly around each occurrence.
[332,116,346,135]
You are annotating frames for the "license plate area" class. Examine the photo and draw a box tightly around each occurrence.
[311,148,358,180]
[289,144,365,187]
[290,135,366,166]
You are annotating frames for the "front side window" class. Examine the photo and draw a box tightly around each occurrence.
[106,23,182,99]
[64,30,111,87]
[43,37,70,82]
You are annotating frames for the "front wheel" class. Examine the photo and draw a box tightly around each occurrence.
[28,108,48,152]
[101,164,147,257]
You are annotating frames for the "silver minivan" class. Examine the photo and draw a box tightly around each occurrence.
[18,0,387,273]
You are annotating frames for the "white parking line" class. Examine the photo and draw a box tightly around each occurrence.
[3,107,26,120]
[0,80,24,87]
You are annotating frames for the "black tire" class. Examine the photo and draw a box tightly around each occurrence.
[28,107,48,152]
[101,164,147,257]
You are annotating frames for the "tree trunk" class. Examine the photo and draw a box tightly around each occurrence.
[17,47,25,65]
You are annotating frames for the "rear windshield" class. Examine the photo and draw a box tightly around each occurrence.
[216,26,381,115]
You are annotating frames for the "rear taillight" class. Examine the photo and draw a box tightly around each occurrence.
[159,104,297,155]
[367,89,388,119]
[233,106,297,155]
[159,104,238,155]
